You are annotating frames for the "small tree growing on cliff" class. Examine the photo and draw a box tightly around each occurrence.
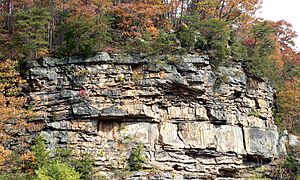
[177,23,195,50]
[128,144,147,171]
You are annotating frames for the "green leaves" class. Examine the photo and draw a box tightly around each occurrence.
[14,7,51,59]
[177,24,195,50]
[35,160,81,180]
[153,30,177,55]
[31,137,95,180]
[245,55,283,89]
[59,15,112,55]
[198,18,231,60]
[31,136,49,169]
[128,144,147,171]
[249,21,275,57]
[122,30,177,55]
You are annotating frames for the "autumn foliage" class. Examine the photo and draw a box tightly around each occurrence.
[0,0,299,178]
[112,0,169,37]
[277,78,300,133]
[0,59,44,177]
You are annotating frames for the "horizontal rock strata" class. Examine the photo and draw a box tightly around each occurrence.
[26,53,281,179]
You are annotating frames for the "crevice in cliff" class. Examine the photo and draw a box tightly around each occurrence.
[218,168,239,177]
[176,123,187,147]
[44,127,98,135]
[239,124,247,154]
[243,154,272,164]
[157,122,164,145]
[229,90,243,100]
[185,148,220,159]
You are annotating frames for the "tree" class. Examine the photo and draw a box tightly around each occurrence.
[35,160,81,180]
[0,59,43,148]
[277,77,300,134]
[55,0,112,55]
[0,59,44,178]
[272,20,300,69]
[177,23,195,49]
[246,20,276,57]
[274,20,297,47]
[13,7,51,58]
[194,0,262,22]
[112,0,169,38]
[197,18,231,60]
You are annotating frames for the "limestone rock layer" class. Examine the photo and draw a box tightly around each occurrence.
[26,53,281,179]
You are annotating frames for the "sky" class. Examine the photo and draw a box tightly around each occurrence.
[258,0,300,50]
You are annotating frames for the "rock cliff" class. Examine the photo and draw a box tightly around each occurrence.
[25,53,281,179]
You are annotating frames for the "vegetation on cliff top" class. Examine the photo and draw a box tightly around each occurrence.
[0,0,299,179]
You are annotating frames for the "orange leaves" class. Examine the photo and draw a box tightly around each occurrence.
[57,0,112,19]
[197,0,219,19]
[0,59,19,78]
[65,0,98,17]
[195,0,262,21]
[0,95,26,110]
[273,20,299,132]
[146,26,158,37]
[0,58,39,174]
[0,59,43,148]
[0,146,11,167]
[20,151,35,162]
[13,0,34,7]
[0,94,27,141]
[0,59,26,96]
[112,0,169,37]
[270,20,300,71]
[0,144,35,174]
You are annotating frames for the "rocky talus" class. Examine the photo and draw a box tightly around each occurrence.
[25,53,282,179]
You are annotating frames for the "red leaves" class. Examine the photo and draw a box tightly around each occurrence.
[243,38,256,47]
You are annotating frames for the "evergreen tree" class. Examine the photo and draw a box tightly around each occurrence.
[13,7,51,59]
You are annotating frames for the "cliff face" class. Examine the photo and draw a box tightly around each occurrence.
[26,53,281,179]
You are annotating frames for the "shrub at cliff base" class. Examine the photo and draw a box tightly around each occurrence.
[35,160,81,180]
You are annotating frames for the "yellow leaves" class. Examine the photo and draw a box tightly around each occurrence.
[0,145,11,167]
[0,59,26,96]
[0,59,43,174]
[277,77,300,133]
[272,40,284,68]
[0,59,43,147]
[278,78,300,111]
[21,151,35,162]
[37,48,49,58]
[0,59,19,78]
[0,145,11,170]
[0,94,27,141]
[198,0,219,18]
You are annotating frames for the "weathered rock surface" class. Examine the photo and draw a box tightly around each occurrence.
[25,53,282,179]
